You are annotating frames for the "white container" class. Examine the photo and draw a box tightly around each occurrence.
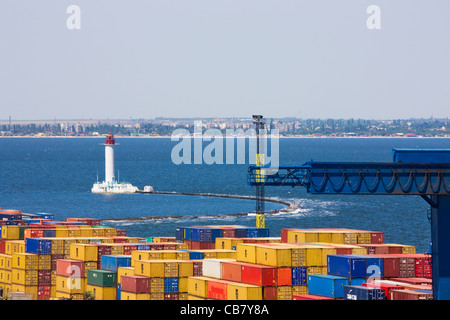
[202,259,234,279]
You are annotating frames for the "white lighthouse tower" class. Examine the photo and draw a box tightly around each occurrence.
[91,133,138,193]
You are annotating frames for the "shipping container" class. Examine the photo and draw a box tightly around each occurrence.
[227,282,263,300]
[221,261,242,283]
[391,289,433,300]
[56,259,85,278]
[343,285,385,300]
[121,275,150,293]
[69,243,98,261]
[202,259,233,279]
[117,267,135,284]
[55,275,85,294]
[86,284,116,300]
[101,255,131,271]
[187,276,210,298]
[362,282,404,300]
[121,291,150,300]
[87,269,117,287]
[307,274,350,299]
[241,262,277,286]
[25,238,51,255]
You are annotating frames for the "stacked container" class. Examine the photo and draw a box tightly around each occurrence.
[86,269,117,300]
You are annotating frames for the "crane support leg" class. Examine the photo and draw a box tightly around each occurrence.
[430,195,450,300]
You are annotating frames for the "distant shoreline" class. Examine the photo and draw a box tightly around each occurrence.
[0,135,449,139]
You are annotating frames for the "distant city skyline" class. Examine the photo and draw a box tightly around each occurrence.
[1,1,449,121]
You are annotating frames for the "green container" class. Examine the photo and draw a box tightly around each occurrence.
[145,237,154,243]
[87,269,117,287]
[19,226,30,240]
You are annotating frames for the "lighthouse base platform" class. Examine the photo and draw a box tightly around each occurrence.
[91,181,139,193]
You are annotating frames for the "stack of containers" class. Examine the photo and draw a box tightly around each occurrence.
[86,269,117,300]
[55,259,85,300]
[0,253,12,297]
[177,225,270,250]
[120,275,150,300]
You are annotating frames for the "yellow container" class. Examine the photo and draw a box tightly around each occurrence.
[150,293,164,300]
[83,261,98,278]
[320,247,337,266]
[67,229,81,238]
[1,226,20,240]
[213,250,236,259]
[86,284,116,300]
[287,230,319,243]
[12,269,38,286]
[215,238,244,250]
[109,244,124,255]
[292,285,308,295]
[131,251,152,266]
[5,240,26,255]
[179,293,188,300]
[178,277,189,293]
[117,267,135,284]
[12,253,38,270]
[1,284,11,297]
[0,269,12,284]
[55,291,83,300]
[121,291,150,300]
[256,245,292,267]
[11,284,38,297]
[163,260,178,277]
[276,286,292,300]
[150,277,164,293]
[70,243,98,261]
[55,275,85,294]
[134,260,165,278]
[38,255,52,270]
[55,229,69,238]
[316,231,332,243]
[178,260,194,278]
[47,238,65,255]
[236,244,258,264]
[80,228,93,238]
[0,253,12,270]
[330,232,346,244]
[227,282,262,300]
[187,276,209,298]
[91,229,105,237]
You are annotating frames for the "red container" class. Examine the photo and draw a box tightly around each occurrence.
[116,229,127,236]
[121,275,150,293]
[390,277,432,286]
[207,280,228,300]
[148,243,164,251]
[97,244,112,256]
[0,239,6,254]
[358,244,389,255]
[56,259,85,277]
[190,241,214,250]
[391,289,433,300]
[183,240,192,249]
[37,286,51,300]
[162,243,177,250]
[221,228,235,238]
[192,261,202,276]
[123,245,138,255]
[386,245,404,254]
[221,261,242,283]
[164,293,178,300]
[362,282,404,300]
[262,286,278,300]
[112,237,127,243]
[293,294,334,300]
[38,270,52,286]
[370,254,400,278]
[241,263,277,286]
[277,267,292,286]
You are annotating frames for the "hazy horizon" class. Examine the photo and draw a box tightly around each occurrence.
[1,1,449,121]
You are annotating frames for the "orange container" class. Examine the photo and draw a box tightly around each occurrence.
[277,267,292,286]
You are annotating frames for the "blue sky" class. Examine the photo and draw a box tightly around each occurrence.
[1,0,449,120]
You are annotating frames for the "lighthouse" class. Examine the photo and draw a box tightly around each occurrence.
[91,134,138,193]
[104,133,115,185]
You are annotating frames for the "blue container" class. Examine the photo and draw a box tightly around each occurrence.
[179,250,204,260]
[117,284,121,300]
[257,228,270,237]
[327,255,368,278]
[292,267,307,286]
[234,228,248,238]
[246,228,259,238]
[43,229,56,237]
[308,275,350,299]
[191,227,211,242]
[343,285,386,300]
[136,244,151,251]
[210,228,223,242]
[164,278,178,293]
[354,255,384,279]
[183,227,192,241]
[25,238,52,255]
[34,212,55,220]
[175,227,184,241]
[101,255,131,271]
[350,278,366,286]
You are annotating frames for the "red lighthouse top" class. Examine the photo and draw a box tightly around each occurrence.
[105,133,115,145]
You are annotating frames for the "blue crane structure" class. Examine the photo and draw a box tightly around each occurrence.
[247,148,450,300]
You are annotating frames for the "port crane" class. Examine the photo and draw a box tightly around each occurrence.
[248,147,450,300]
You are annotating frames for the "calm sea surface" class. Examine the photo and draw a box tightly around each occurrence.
[1,137,449,252]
